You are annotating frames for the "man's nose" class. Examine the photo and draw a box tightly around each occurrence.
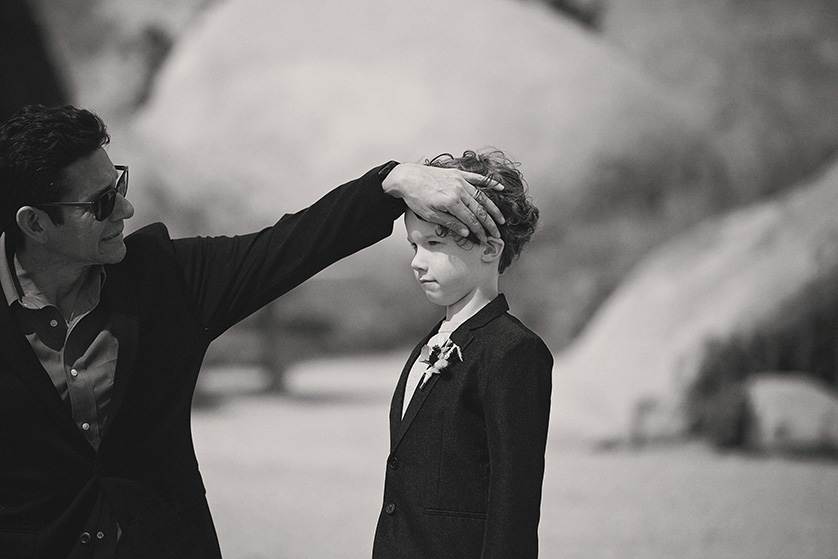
[113,194,134,220]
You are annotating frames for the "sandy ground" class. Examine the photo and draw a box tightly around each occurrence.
[192,357,838,559]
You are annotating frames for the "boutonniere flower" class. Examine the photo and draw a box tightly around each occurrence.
[419,338,463,389]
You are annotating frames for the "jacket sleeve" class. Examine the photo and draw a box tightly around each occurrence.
[481,334,553,559]
[169,163,405,337]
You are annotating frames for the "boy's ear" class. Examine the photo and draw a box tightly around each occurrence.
[480,236,504,263]
[15,206,52,245]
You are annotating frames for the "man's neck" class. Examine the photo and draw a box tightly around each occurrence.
[15,246,92,317]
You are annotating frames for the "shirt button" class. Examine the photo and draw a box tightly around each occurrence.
[79,532,91,544]
[49,319,59,327]
[70,369,79,378]
[384,503,396,515]
[81,422,90,431]
[96,531,105,540]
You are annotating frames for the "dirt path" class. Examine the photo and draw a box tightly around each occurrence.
[192,361,838,559]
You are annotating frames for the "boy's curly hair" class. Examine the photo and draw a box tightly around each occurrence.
[425,149,539,273]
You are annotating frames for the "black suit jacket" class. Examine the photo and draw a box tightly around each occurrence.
[0,165,404,559]
[372,295,553,559]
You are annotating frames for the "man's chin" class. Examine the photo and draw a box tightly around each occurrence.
[101,243,127,264]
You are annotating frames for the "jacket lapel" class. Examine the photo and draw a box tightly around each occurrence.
[389,325,437,450]
[390,295,511,452]
[393,364,444,447]
[0,258,141,454]
[0,301,87,446]
[99,262,139,442]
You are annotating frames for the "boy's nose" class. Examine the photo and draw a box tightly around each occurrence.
[410,252,426,272]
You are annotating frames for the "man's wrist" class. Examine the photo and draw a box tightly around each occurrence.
[379,160,403,198]
[378,160,400,179]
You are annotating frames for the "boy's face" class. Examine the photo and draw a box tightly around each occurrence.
[405,210,486,312]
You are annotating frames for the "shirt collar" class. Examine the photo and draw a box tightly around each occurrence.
[0,233,20,307]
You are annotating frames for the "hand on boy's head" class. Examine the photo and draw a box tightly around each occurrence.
[382,163,505,243]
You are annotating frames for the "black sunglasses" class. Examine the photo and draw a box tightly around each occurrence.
[40,165,129,221]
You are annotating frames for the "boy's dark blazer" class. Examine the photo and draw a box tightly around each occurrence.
[0,165,403,559]
[373,294,553,559]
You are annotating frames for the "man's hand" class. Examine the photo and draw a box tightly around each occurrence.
[382,163,505,243]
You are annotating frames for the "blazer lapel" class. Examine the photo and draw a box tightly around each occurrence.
[391,325,475,452]
[390,294,511,452]
[389,324,438,451]
[0,301,87,446]
[99,263,139,442]
[0,260,143,455]
[394,367,442,448]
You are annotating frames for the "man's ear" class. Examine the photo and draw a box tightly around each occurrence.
[480,236,504,263]
[15,206,52,245]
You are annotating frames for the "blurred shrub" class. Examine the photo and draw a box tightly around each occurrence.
[0,0,68,120]
[687,265,838,447]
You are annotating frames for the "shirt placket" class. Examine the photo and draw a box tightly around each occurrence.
[20,290,107,450]
[64,311,104,449]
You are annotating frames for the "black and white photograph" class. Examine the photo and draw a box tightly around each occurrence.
[1,0,837,557]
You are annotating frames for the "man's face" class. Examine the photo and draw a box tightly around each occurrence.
[45,147,134,267]
[405,210,484,314]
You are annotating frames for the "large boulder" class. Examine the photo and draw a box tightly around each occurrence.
[120,0,724,352]
[26,0,838,358]
[128,0,711,238]
[745,374,838,455]
[601,0,838,201]
[550,161,838,443]
[29,0,210,117]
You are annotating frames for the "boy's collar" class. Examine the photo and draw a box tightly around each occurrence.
[446,294,509,351]
[460,293,509,329]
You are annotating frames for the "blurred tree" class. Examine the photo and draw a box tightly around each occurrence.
[540,0,603,28]
[130,25,173,109]
[0,0,67,121]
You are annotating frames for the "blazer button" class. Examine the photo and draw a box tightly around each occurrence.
[79,532,92,544]
[388,456,400,470]
[384,503,397,515]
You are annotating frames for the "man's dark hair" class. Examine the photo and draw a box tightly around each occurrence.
[0,104,109,247]
[426,149,540,273]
